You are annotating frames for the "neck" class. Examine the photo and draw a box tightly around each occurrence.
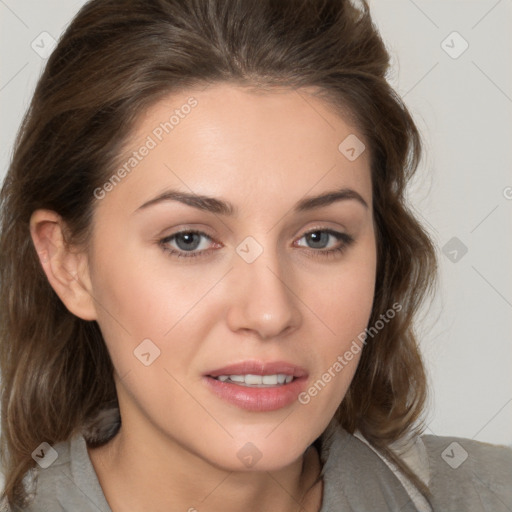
[87,415,323,512]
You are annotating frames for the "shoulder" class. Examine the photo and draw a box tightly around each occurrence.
[319,423,426,511]
[388,431,512,510]
[1,434,111,512]
[321,422,512,511]
[0,437,72,511]
[420,433,512,511]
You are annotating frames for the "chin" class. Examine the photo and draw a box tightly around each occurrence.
[194,424,318,473]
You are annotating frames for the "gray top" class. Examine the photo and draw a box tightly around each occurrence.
[3,423,512,511]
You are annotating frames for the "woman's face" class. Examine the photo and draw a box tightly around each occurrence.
[86,83,376,471]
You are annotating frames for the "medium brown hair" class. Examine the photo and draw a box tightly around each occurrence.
[0,0,437,507]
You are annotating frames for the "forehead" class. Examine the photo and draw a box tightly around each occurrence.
[99,83,372,215]
[135,83,363,155]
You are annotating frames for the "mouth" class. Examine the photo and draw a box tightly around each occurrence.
[205,360,307,384]
[203,360,308,411]
[210,373,296,387]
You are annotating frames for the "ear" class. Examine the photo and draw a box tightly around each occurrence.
[29,209,97,321]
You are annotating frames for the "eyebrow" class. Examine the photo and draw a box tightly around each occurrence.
[135,187,369,216]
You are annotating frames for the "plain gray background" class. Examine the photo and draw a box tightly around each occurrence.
[0,0,511,447]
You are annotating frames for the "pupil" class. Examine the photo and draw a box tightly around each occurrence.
[177,233,200,251]
[307,231,328,249]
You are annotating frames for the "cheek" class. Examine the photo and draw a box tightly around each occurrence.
[295,281,372,434]
[317,266,375,337]
[308,234,377,343]
[298,237,376,406]
[90,225,217,325]
[87,234,222,374]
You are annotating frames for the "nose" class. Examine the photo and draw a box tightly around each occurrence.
[225,246,302,340]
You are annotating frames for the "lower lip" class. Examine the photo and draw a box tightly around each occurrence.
[203,376,307,412]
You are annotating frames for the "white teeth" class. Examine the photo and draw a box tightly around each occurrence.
[245,374,263,385]
[262,375,278,385]
[213,373,294,386]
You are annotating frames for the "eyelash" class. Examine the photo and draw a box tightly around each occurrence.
[158,228,355,260]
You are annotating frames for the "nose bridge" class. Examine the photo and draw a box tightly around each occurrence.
[226,235,302,339]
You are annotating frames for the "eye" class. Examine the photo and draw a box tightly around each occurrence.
[159,230,218,259]
[294,229,354,258]
[159,228,354,260]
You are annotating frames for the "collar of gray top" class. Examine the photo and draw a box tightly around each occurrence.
[18,415,512,512]
[318,420,419,511]
[20,422,419,512]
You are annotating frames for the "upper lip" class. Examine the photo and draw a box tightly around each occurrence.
[205,360,308,378]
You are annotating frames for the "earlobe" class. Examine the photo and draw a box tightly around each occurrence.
[29,209,97,321]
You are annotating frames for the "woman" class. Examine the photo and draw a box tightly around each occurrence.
[0,0,510,510]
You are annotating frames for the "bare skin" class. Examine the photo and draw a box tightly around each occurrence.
[89,434,323,511]
[30,83,376,511]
